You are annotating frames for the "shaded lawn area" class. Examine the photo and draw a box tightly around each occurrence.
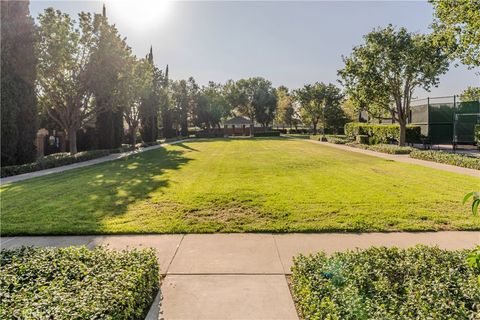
[1,138,479,235]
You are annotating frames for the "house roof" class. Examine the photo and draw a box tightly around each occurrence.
[223,116,251,125]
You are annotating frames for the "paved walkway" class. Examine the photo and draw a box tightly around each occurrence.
[308,140,480,177]
[0,140,189,184]
[2,232,479,319]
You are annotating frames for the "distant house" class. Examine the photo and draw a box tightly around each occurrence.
[222,116,253,136]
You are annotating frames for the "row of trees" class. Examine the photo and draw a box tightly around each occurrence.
[2,1,351,166]
[2,0,477,164]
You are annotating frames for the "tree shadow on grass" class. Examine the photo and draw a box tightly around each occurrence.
[0,148,192,235]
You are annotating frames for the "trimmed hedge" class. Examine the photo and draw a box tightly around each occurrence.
[410,150,480,170]
[0,246,159,320]
[253,131,281,137]
[291,246,480,320]
[344,123,421,144]
[346,143,414,154]
[1,150,111,178]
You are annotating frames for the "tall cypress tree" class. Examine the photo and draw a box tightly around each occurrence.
[140,46,161,142]
[160,65,175,138]
[90,5,127,149]
[1,0,38,166]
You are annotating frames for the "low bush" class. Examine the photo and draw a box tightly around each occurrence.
[356,134,369,144]
[1,150,111,178]
[253,131,281,137]
[287,128,310,134]
[344,123,421,144]
[346,143,414,154]
[0,246,159,320]
[410,150,480,170]
[325,135,349,144]
[291,246,480,320]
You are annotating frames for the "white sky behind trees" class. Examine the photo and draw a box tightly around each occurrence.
[30,0,479,99]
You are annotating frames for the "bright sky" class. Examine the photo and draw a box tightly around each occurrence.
[30,0,479,99]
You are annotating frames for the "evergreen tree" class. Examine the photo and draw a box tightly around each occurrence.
[140,46,161,143]
[89,5,128,149]
[1,0,38,166]
[160,65,175,138]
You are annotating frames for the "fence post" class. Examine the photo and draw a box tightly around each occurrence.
[453,95,456,151]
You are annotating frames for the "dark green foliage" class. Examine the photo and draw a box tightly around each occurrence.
[253,131,280,137]
[291,246,480,320]
[410,150,480,170]
[0,246,159,320]
[345,123,421,144]
[140,49,162,143]
[1,150,111,177]
[356,134,369,144]
[1,0,38,166]
[346,143,414,155]
[95,109,124,149]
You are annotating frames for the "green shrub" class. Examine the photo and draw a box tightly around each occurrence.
[410,150,480,170]
[325,135,349,144]
[0,150,112,178]
[367,144,414,154]
[346,143,414,154]
[0,246,159,320]
[291,246,480,320]
[356,134,369,144]
[253,131,281,137]
[344,123,421,144]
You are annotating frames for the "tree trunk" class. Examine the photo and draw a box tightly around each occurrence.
[398,121,406,146]
[67,127,77,155]
[313,122,317,135]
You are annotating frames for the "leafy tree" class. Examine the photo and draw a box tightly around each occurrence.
[121,57,153,146]
[294,83,326,135]
[36,8,102,154]
[323,84,346,134]
[253,85,277,128]
[171,80,187,136]
[338,25,449,146]
[226,77,277,127]
[1,0,38,165]
[430,0,480,68]
[89,5,129,149]
[194,82,231,130]
[275,86,296,129]
[460,86,480,102]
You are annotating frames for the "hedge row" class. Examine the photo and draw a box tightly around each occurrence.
[1,150,111,178]
[291,246,480,320]
[0,139,170,178]
[346,143,414,154]
[253,131,281,137]
[410,150,480,170]
[0,246,159,320]
[344,123,421,144]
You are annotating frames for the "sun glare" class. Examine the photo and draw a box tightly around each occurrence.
[108,0,172,31]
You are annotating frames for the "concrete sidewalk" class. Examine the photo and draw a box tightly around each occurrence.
[1,232,479,320]
[0,139,190,185]
[308,139,480,178]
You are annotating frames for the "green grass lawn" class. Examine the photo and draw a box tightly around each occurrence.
[1,138,479,235]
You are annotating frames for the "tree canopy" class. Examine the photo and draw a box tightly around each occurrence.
[430,0,480,68]
[338,25,449,145]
